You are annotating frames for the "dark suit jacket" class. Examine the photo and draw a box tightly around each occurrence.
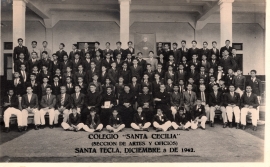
[223,92,240,107]
[13,45,29,61]
[178,47,188,59]
[60,60,73,74]
[68,113,82,126]
[51,61,61,74]
[81,48,91,60]
[219,56,237,73]
[246,77,262,96]
[51,82,62,96]
[69,50,80,60]
[56,93,71,109]
[12,78,25,96]
[40,94,56,108]
[232,54,242,71]
[21,93,39,109]
[92,48,104,59]
[26,81,41,96]
[28,59,40,71]
[208,91,223,107]
[100,71,108,85]
[56,50,68,62]
[188,48,199,61]
[191,105,206,120]
[71,59,83,72]
[210,48,220,60]
[133,113,147,125]
[85,114,101,128]
[108,115,123,126]
[220,46,233,56]
[199,48,211,60]
[115,59,124,71]
[113,48,125,60]
[70,92,85,109]
[162,49,173,62]
[232,75,246,90]
[14,59,29,72]
[170,92,183,107]
[118,69,131,84]
[240,93,259,108]
[152,114,169,124]
[173,112,188,125]
[137,93,154,107]
[183,91,197,106]
[65,83,75,95]
[86,68,99,84]
[102,59,113,69]
[154,69,165,80]
[108,68,119,85]
[209,60,219,72]
[172,49,182,65]
[130,66,143,80]
[82,59,92,72]
[164,72,176,83]
[74,71,86,84]
[103,49,114,58]
[91,58,103,72]
[39,59,52,72]
[137,58,147,72]
[2,95,19,110]
[129,83,141,97]
[196,91,209,104]
[39,71,52,83]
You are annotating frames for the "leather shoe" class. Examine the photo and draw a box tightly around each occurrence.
[35,125,39,130]
[40,125,44,129]
[229,122,233,128]
[200,127,205,130]
[5,128,10,133]
[242,125,246,130]
[49,125,54,129]
[223,123,227,128]
[24,126,28,131]
[184,128,189,131]
[253,126,257,131]
[236,123,240,129]
[210,121,214,127]
[18,127,22,132]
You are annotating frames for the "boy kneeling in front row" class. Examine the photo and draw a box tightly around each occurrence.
[131,106,151,131]
[61,107,84,132]
[106,109,125,133]
[153,108,172,132]
[83,108,103,133]
[171,107,191,131]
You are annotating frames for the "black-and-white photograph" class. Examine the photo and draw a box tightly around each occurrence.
[0,0,268,164]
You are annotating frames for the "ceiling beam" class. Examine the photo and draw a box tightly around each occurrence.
[197,1,219,21]
[26,0,50,19]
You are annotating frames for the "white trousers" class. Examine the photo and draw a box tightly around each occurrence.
[153,121,172,131]
[131,122,151,130]
[22,108,40,125]
[241,108,258,126]
[210,106,226,123]
[40,108,55,125]
[226,106,240,123]
[203,104,210,121]
[106,124,125,132]
[4,107,23,127]
[54,109,71,124]
[83,124,103,132]
[171,121,191,130]
[191,116,207,129]
[61,122,84,130]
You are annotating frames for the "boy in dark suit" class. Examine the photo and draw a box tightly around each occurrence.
[171,107,191,131]
[131,106,151,131]
[102,53,113,69]
[220,40,233,56]
[191,99,207,130]
[51,54,60,74]
[210,41,220,60]
[51,75,61,96]
[28,52,40,72]
[223,85,241,129]
[199,41,211,61]
[83,108,103,132]
[13,38,29,61]
[113,41,124,60]
[72,52,83,72]
[100,86,117,126]
[103,42,114,60]
[40,65,52,84]
[137,86,154,123]
[65,76,75,95]
[40,51,52,72]
[137,52,147,72]
[40,76,51,97]
[3,89,23,132]
[92,42,103,59]
[108,62,118,85]
[106,109,125,133]
[240,86,259,131]
[12,72,25,96]
[208,84,226,127]
[118,62,131,84]
[232,69,246,97]
[74,65,86,85]
[14,53,28,72]
[54,86,71,125]
[152,108,172,132]
[55,43,68,62]
[61,107,84,131]
[40,86,56,129]
[70,85,85,114]
[21,86,40,130]
[60,55,73,74]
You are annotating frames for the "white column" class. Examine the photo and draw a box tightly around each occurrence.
[219,0,234,46]
[119,0,131,46]
[13,0,26,47]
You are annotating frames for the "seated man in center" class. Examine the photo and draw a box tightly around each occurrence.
[208,84,226,127]
[83,108,103,132]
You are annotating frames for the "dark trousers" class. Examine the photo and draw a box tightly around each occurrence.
[118,105,134,128]
[100,108,113,126]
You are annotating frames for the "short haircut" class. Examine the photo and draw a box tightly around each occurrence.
[95,41,100,45]
[32,41,37,44]
[192,40,197,44]
[43,41,48,44]
[212,41,217,44]
[181,40,186,44]
[225,40,230,43]
[128,41,133,44]
[173,42,178,46]
[42,51,48,55]
[149,51,154,54]
[45,86,52,90]
[18,38,23,42]
[137,52,143,55]
[116,41,122,45]
[60,43,65,47]
[106,42,110,45]
[203,41,208,45]
[250,70,257,74]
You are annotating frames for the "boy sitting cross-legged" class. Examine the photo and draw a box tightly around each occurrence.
[152,108,172,132]
[83,108,103,133]
[130,106,151,131]
[61,107,84,132]
[106,109,125,133]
